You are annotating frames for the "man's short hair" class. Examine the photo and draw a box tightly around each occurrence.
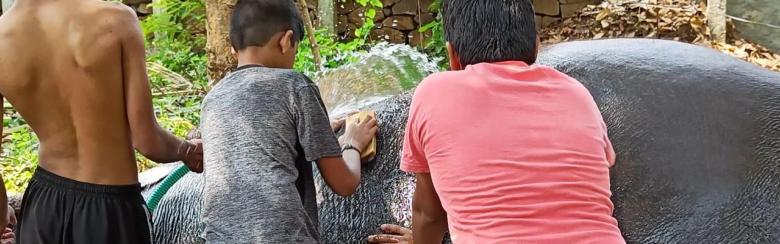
[442,0,538,66]
[230,0,305,51]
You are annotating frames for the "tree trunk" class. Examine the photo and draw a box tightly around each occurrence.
[318,0,335,34]
[707,0,727,43]
[205,0,237,87]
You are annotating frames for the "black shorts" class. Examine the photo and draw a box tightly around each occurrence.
[15,167,152,244]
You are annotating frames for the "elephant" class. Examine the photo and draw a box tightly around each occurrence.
[139,38,780,243]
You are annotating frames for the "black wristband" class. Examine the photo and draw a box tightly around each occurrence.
[341,143,362,156]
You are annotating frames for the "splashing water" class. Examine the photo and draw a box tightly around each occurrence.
[314,43,442,117]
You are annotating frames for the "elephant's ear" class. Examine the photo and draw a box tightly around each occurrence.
[139,163,181,188]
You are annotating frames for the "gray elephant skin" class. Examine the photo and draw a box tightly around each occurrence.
[139,39,780,244]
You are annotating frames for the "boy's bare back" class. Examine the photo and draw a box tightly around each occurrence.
[0,1,161,185]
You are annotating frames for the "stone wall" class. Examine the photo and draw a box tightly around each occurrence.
[336,0,435,46]
[337,0,602,46]
[534,0,602,29]
[119,0,602,47]
[125,0,154,16]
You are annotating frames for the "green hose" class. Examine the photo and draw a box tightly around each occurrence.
[147,165,191,212]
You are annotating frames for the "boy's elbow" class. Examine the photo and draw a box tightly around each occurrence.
[133,140,157,158]
[413,204,447,226]
[332,177,360,197]
[333,188,355,197]
[132,135,168,162]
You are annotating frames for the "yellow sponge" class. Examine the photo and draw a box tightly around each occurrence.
[346,111,377,160]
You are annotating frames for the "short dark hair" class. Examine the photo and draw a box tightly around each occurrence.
[230,0,305,51]
[442,0,538,65]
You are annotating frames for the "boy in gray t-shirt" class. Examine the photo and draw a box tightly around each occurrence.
[199,0,378,243]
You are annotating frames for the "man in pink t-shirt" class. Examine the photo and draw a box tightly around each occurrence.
[368,0,624,243]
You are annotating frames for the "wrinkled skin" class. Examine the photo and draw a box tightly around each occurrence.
[140,164,204,243]
[140,39,780,243]
[540,39,780,243]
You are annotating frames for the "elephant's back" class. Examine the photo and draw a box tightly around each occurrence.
[143,168,206,244]
[316,93,417,243]
[539,38,780,243]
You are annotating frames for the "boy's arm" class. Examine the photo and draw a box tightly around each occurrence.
[295,83,376,196]
[317,116,377,196]
[116,8,202,172]
[399,83,446,242]
[317,151,362,196]
[412,173,448,243]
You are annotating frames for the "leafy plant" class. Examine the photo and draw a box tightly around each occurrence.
[142,0,208,91]
[136,0,207,170]
[2,126,37,192]
[418,0,448,69]
[294,0,384,75]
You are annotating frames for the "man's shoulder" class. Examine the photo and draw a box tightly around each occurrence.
[530,64,576,81]
[534,65,591,90]
[412,70,463,101]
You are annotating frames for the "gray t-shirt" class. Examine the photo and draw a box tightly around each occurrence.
[200,66,341,243]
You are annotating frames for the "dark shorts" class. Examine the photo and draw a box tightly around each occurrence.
[15,167,152,244]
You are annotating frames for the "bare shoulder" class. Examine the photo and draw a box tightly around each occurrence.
[94,1,138,18]
[90,2,142,38]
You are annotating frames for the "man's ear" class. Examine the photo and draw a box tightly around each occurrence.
[279,30,295,54]
[446,42,463,71]
[535,37,541,58]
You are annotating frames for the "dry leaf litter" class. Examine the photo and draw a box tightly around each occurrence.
[540,0,780,71]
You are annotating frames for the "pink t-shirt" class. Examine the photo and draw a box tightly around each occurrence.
[401,61,624,244]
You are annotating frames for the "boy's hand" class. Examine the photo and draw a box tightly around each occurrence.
[180,139,204,173]
[5,205,15,227]
[2,205,15,244]
[330,111,358,132]
[367,224,413,243]
[330,118,346,132]
[340,115,378,153]
[1,227,13,244]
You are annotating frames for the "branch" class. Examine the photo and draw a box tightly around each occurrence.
[296,0,323,71]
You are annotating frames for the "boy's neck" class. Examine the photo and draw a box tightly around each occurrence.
[236,46,287,69]
[236,60,267,69]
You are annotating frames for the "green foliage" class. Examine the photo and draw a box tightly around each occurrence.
[419,0,448,69]
[142,0,209,96]
[294,0,383,75]
[135,2,207,170]
[2,126,37,192]
[137,0,207,171]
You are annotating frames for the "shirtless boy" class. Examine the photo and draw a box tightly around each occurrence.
[0,1,202,243]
